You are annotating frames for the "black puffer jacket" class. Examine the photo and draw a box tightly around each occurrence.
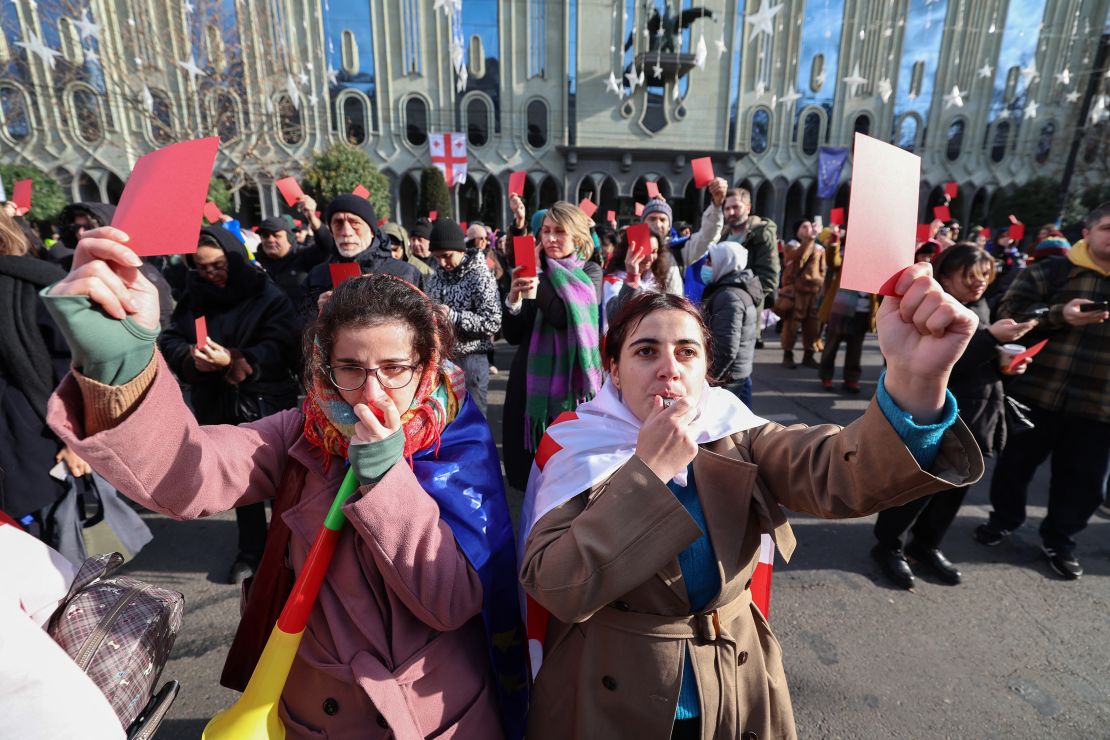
[424,249,502,356]
[158,227,300,425]
[701,268,763,383]
[948,298,1006,456]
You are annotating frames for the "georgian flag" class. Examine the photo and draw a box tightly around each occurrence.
[429,132,468,187]
[519,379,775,678]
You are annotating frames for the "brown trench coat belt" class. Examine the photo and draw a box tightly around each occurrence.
[590,588,753,643]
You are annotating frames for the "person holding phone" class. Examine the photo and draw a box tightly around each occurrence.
[976,203,1110,580]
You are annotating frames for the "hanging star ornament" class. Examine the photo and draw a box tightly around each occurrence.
[307,94,319,107]
[1023,99,1038,119]
[456,64,468,93]
[842,62,867,97]
[876,77,892,103]
[694,34,707,69]
[326,66,338,85]
[652,61,663,79]
[977,63,993,79]
[73,11,101,41]
[297,71,309,86]
[1064,89,1081,104]
[746,1,783,42]
[943,85,964,109]
[16,31,61,71]
[779,88,801,107]
[715,35,728,60]
[1019,61,1038,86]
[605,71,623,97]
[1054,68,1071,86]
[141,84,154,113]
[177,55,207,86]
[184,0,195,14]
[286,74,301,108]
[84,47,99,64]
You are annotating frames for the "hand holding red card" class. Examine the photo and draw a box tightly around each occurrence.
[329,262,361,289]
[634,202,645,217]
[916,224,933,243]
[944,182,958,200]
[508,171,526,197]
[1007,338,1048,373]
[1008,222,1025,241]
[829,208,845,226]
[276,177,304,207]
[11,179,31,214]
[606,210,616,223]
[578,198,598,218]
[933,205,951,222]
[513,235,537,278]
[428,210,437,221]
[626,223,652,261]
[841,133,920,296]
[691,157,714,188]
[194,316,209,349]
[352,184,370,199]
[111,137,220,256]
[645,181,660,199]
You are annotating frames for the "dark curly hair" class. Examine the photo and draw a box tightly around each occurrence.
[302,274,456,390]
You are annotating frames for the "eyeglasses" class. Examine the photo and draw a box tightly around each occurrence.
[326,363,419,391]
[193,259,228,274]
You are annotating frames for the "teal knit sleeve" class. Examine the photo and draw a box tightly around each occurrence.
[347,430,405,485]
[875,371,959,470]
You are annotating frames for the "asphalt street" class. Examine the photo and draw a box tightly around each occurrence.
[121,336,1110,739]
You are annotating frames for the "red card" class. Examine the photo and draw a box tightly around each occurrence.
[513,235,537,278]
[112,137,219,256]
[626,223,653,261]
[203,201,223,224]
[646,181,660,199]
[352,184,370,199]
[916,224,933,243]
[294,219,303,227]
[578,198,598,218]
[933,205,951,222]
[460,221,468,232]
[1007,338,1048,373]
[979,226,991,240]
[428,210,437,221]
[691,157,714,188]
[329,262,361,289]
[944,182,958,200]
[841,133,920,296]
[606,210,616,223]
[634,202,645,217]
[194,316,208,349]
[11,179,31,213]
[829,208,845,226]
[378,218,388,226]
[276,177,303,207]
[508,171,526,197]
[1008,223,1025,241]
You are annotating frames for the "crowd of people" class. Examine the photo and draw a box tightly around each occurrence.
[0,176,1107,738]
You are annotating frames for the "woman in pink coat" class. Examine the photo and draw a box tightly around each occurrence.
[44,227,527,739]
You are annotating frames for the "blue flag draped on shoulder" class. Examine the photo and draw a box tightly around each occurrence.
[817,146,850,199]
[413,396,529,740]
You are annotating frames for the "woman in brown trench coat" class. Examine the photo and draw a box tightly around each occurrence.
[520,262,985,740]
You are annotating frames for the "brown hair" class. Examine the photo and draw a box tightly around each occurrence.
[303,274,456,389]
[542,201,594,260]
[725,188,751,206]
[932,242,997,288]
[0,210,29,256]
[606,229,674,289]
[604,292,712,372]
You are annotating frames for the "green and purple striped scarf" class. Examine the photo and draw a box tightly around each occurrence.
[525,254,603,450]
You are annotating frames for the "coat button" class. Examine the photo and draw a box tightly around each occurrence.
[738,651,749,665]
[601,675,618,691]
[322,698,339,715]
[613,600,631,611]
[376,712,389,728]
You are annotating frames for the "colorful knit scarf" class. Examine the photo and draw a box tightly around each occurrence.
[302,341,465,466]
[524,253,604,450]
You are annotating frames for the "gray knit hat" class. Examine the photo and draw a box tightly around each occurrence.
[641,198,673,223]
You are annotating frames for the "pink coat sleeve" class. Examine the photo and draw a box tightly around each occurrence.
[47,356,301,521]
[341,460,484,632]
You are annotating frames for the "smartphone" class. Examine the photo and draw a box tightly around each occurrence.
[1078,301,1109,312]
[1016,306,1050,321]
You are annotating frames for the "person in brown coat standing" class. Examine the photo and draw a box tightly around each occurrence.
[778,220,827,368]
[520,261,984,740]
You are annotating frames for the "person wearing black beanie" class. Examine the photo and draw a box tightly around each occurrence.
[409,217,435,267]
[256,216,328,307]
[424,219,501,414]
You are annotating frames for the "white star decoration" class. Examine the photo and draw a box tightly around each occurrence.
[84,47,99,64]
[715,35,728,60]
[177,55,206,86]
[326,66,338,85]
[286,74,301,108]
[1065,89,1081,104]
[73,12,101,41]
[652,61,663,79]
[755,80,766,96]
[184,0,195,14]
[842,62,867,97]
[605,71,622,97]
[142,84,154,113]
[297,72,309,86]
[1019,61,1038,86]
[16,31,61,70]
[977,64,994,79]
[307,94,319,107]
[876,77,892,103]
[746,1,783,42]
[455,64,468,92]
[694,34,707,69]
[779,88,801,107]
[1054,68,1071,86]
[943,85,964,109]
[1023,99,1038,119]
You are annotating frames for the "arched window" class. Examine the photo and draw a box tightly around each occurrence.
[526,99,548,148]
[751,108,770,154]
[0,85,31,140]
[990,121,1010,163]
[853,113,871,137]
[909,60,925,99]
[897,115,918,152]
[341,29,360,75]
[1035,122,1056,164]
[800,111,821,155]
[809,54,825,93]
[71,87,103,143]
[206,24,226,72]
[58,18,84,64]
[945,119,965,161]
[276,95,303,145]
[405,96,428,146]
[1004,66,1021,103]
[342,95,367,144]
[211,92,240,142]
[147,89,174,145]
[466,96,490,147]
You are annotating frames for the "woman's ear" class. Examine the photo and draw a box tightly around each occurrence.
[609,362,620,389]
